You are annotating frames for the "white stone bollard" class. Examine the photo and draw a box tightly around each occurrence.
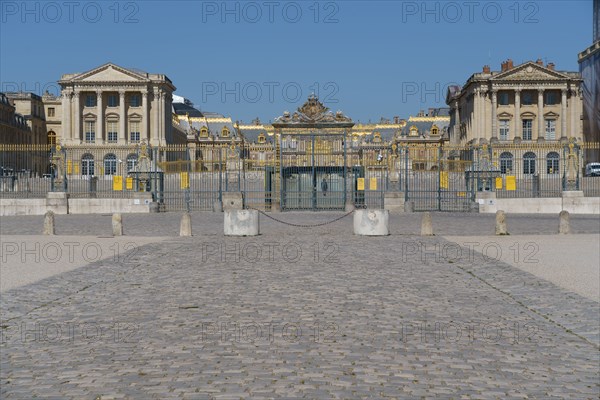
[495,210,508,235]
[224,209,259,236]
[420,212,434,236]
[559,210,570,234]
[180,212,192,237]
[43,210,55,235]
[112,213,123,236]
[353,209,389,236]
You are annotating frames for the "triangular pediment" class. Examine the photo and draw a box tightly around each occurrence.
[492,62,571,82]
[72,63,148,83]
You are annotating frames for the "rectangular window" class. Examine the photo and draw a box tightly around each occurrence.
[545,119,556,140]
[522,119,533,140]
[521,91,533,105]
[130,95,141,107]
[85,94,96,108]
[85,121,95,143]
[107,121,118,142]
[130,121,140,142]
[108,94,119,107]
[499,120,510,140]
[545,92,557,105]
[498,92,509,105]
[48,107,55,117]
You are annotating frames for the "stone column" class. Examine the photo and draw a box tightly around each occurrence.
[491,90,498,142]
[560,88,568,141]
[473,88,479,142]
[142,91,149,142]
[73,91,81,143]
[62,90,71,144]
[119,90,126,142]
[514,89,521,140]
[570,89,577,139]
[96,89,103,143]
[153,88,160,145]
[537,88,544,141]
[453,100,460,144]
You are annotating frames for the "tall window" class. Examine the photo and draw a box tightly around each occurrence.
[499,120,510,140]
[523,152,536,175]
[522,119,533,140]
[498,92,509,105]
[108,94,119,107]
[85,121,95,143]
[81,154,94,176]
[545,91,558,105]
[521,91,533,105]
[130,121,140,142]
[85,94,96,107]
[107,121,118,142]
[499,152,513,174]
[545,119,556,140]
[547,152,560,174]
[48,108,55,117]
[126,154,138,171]
[104,154,117,175]
[222,127,230,137]
[130,94,141,107]
[47,131,57,146]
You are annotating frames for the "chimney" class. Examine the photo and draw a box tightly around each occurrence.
[483,65,491,73]
[536,58,543,65]
[547,62,555,70]
[393,116,399,124]
[428,108,435,116]
[507,59,514,69]
[418,110,425,117]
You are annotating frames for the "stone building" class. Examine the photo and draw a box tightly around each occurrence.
[4,92,47,146]
[446,59,584,146]
[578,0,600,161]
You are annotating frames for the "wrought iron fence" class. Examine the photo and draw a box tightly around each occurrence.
[1,142,599,211]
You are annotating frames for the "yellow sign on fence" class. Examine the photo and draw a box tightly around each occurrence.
[495,177,503,189]
[67,160,72,174]
[369,178,377,191]
[506,176,516,191]
[357,178,365,191]
[112,176,123,191]
[180,172,190,189]
[439,171,449,189]
[126,177,133,190]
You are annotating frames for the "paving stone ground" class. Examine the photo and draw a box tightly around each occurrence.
[1,212,599,399]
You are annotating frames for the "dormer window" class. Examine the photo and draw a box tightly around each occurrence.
[221,127,230,137]
[431,125,439,135]
[373,132,382,143]
[258,133,266,144]
[409,126,419,136]
[200,127,209,138]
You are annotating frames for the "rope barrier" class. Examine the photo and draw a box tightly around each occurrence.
[248,207,354,228]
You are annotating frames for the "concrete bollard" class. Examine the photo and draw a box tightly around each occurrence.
[420,212,434,236]
[559,210,570,234]
[180,212,192,237]
[495,210,508,235]
[224,209,259,236]
[112,213,123,236]
[353,209,389,236]
[43,210,55,235]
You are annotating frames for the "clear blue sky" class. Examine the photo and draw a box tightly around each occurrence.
[0,0,593,123]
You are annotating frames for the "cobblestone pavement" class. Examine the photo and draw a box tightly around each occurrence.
[1,212,599,399]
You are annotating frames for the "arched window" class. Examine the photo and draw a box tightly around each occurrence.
[258,133,266,144]
[126,153,138,171]
[200,127,209,138]
[47,131,57,146]
[547,152,560,174]
[499,152,513,174]
[431,125,439,135]
[523,152,536,175]
[221,127,230,137]
[104,153,117,175]
[81,154,94,176]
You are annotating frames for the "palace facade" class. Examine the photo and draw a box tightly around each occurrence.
[446,59,584,146]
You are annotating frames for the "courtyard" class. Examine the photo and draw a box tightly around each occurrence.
[1,212,599,399]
